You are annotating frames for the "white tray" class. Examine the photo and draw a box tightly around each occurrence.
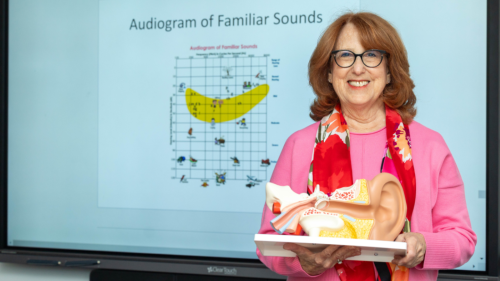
[255,234,406,262]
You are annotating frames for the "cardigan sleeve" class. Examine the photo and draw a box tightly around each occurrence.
[256,133,326,278]
[416,149,477,269]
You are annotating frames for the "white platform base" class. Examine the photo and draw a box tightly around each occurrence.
[255,234,407,262]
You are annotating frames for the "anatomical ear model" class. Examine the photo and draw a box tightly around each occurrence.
[266,173,407,241]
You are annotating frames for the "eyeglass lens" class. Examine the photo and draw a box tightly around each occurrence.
[334,50,383,67]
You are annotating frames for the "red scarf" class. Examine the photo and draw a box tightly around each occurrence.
[309,104,416,281]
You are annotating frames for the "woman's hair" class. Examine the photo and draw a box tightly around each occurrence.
[309,12,416,124]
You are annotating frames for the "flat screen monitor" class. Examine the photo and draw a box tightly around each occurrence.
[1,0,498,279]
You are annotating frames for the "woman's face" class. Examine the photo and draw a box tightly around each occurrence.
[328,23,390,109]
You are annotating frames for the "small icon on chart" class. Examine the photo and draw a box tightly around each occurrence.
[188,128,193,135]
[201,182,209,187]
[215,136,225,145]
[236,118,246,126]
[246,182,256,188]
[215,172,226,184]
[180,175,188,183]
[222,66,233,78]
[246,175,262,182]
[211,99,223,108]
[261,159,270,165]
[177,156,186,163]
[179,82,186,92]
[189,156,198,163]
[231,157,240,164]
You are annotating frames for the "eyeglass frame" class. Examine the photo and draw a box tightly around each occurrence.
[330,49,387,68]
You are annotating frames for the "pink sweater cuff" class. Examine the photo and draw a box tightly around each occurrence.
[416,231,458,270]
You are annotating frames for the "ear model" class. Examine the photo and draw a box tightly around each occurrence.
[367,173,407,240]
[317,173,407,241]
[265,182,309,213]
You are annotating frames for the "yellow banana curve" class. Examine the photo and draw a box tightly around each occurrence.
[185,84,270,123]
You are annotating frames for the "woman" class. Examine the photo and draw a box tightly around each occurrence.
[256,12,476,281]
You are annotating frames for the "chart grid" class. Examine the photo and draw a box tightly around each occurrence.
[171,55,270,182]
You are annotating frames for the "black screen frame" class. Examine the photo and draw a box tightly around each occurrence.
[0,0,498,280]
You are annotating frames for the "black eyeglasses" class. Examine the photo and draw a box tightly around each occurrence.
[331,49,387,68]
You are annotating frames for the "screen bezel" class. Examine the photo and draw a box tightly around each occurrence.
[0,0,497,279]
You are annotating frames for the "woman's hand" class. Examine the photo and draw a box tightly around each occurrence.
[391,232,427,268]
[283,243,361,276]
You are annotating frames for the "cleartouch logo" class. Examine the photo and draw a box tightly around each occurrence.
[206,266,237,275]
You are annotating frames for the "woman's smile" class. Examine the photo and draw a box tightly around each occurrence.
[347,80,370,89]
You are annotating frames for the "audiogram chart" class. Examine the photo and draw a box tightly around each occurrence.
[171,54,270,188]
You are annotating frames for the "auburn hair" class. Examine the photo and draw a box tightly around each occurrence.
[309,12,416,124]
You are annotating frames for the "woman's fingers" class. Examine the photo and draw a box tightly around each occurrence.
[391,232,427,268]
[283,243,331,275]
[336,246,362,262]
[319,244,342,257]
[283,243,362,275]
[391,255,403,265]
[394,234,406,242]
[315,245,341,268]
[283,243,313,257]
[318,246,361,268]
[286,233,427,271]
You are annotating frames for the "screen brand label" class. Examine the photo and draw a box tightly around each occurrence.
[206,266,237,275]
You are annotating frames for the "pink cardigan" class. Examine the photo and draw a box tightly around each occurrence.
[257,121,477,281]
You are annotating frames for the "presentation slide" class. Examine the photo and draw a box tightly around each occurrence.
[97,0,345,213]
[7,0,486,271]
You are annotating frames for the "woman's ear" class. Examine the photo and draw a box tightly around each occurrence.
[386,73,391,84]
[328,73,333,83]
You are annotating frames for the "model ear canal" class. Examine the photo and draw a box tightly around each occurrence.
[272,202,281,214]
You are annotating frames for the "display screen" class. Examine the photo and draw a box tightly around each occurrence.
[8,0,486,271]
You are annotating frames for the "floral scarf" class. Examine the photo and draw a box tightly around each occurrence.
[309,104,416,281]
